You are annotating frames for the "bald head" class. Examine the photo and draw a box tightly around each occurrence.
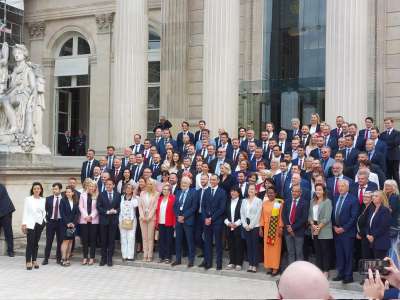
[278,261,330,299]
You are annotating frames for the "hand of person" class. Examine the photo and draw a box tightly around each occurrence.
[205,218,211,226]
[286,225,293,233]
[21,224,27,235]
[363,269,387,300]
[356,233,362,240]
[178,216,184,223]
[367,234,374,243]
[382,257,400,289]
[259,227,264,237]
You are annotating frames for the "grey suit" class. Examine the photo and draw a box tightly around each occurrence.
[308,199,333,239]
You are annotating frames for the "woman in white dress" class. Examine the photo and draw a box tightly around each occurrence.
[119,183,138,261]
[22,182,46,270]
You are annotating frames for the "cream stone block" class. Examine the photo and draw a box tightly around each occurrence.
[387,0,400,12]
[189,46,203,58]
[387,12,400,26]
[385,83,400,97]
[190,22,203,35]
[386,54,400,68]
[188,82,203,94]
[386,69,400,82]
[386,39,400,54]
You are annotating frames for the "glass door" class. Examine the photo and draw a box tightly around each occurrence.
[56,89,72,153]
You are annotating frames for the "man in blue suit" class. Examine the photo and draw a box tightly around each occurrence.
[273,161,291,198]
[320,146,335,177]
[370,128,387,156]
[365,139,387,174]
[380,117,400,185]
[96,179,121,267]
[176,121,195,150]
[200,174,227,270]
[282,184,309,264]
[349,169,378,204]
[326,162,353,200]
[172,176,198,267]
[332,179,360,284]
[341,135,360,168]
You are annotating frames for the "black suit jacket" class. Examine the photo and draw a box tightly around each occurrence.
[0,184,15,217]
[208,158,234,174]
[59,198,80,226]
[80,159,100,183]
[380,129,400,161]
[58,135,73,155]
[225,198,242,233]
[96,191,121,225]
[45,195,62,222]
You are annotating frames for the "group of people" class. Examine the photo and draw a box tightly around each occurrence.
[16,114,400,284]
[58,129,87,156]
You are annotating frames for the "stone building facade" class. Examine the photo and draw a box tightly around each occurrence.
[23,0,400,154]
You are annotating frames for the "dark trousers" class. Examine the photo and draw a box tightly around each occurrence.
[80,223,98,259]
[334,234,354,280]
[361,238,373,259]
[204,223,223,268]
[373,248,388,259]
[313,237,331,272]
[227,228,244,266]
[100,223,118,262]
[0,213,14,253]
[386,159,400,185]
[175,222,194,264]
[158,224,173,260]
[244,227,259,267]
[44,220,62,260]
[195,213,204,253]
[26,223,44,263]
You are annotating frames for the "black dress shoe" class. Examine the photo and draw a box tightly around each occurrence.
[107,261,113,267]
[7,252,15,257]
[42,259,48,265]
[171,261,181,266]
[332,276,343,281]
[216,266,222,271]
[198,261,205,268]
[188,262,194,268]
[342,278,354,284]
[56,259,62,265]
[204,265,211,270]
[99,261,106,266]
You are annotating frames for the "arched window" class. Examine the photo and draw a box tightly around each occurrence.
[55,34,91,156]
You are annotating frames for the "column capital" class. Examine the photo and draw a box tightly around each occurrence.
[28,21,46,40]
[96,13,114,34]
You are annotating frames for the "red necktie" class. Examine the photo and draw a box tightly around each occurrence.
[334,178,339,196]
[359,186,364,204]
[289,199,297,224]
[115,169,119,177]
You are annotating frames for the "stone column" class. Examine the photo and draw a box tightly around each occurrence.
[325,0,369,127]
[202,0,240,137]
[112,0,148,149]
[160,0,188,126]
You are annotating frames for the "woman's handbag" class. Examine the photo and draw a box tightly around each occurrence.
[121,219,133,230]
[65,227,76,238]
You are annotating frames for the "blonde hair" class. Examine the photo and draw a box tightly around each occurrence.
[222,162,232,175]
[374,190,389,208]
[384,180,399,195]
[146,180,157,195]
[87,179,99,200]
[83,178,93,192]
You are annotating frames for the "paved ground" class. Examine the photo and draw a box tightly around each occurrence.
[0,256,364,299]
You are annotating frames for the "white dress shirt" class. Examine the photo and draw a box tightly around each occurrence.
[159,198,168,225]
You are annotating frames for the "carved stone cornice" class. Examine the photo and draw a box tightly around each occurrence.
[96,13,114,34]
[28,22,46,40]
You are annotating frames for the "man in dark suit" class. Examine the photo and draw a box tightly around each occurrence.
[370,128,387,156]
[80,149,100,183]
[121,147,133,169]
[287,118,301,142]
[350,169,378,204]
[153,115,173,131]
[96,179,121,266]
[341,135,360,168]
[159,129,178,158]
[0,183,15,257]
[365,139,386,174]
[152,127,163,152]
[130,133,144,154]
[330,115,345,139]
[218,132,233,158]
[195,174,210,257]
[74,129,87,156]
[380,117,400,185]
[250,147,266,172]
[169,173,180,195]
[326,162,354,200]
[58,130,73,156]
[111,157,124,184]
[106,146,116,170]
[176,121,195,150]
[277,130,292,155]
[228,138,241,168]
[200,174,227,270]
[172,176,198,267]
[358,117,375,151]
[209,147,233,175]
[240,129,261,151]
[194,120,207,144]
[205,144,216,164]
[237,171,249,198]
[300,125,311,147]
[282,184,309,264]
[273,161,291,198]
[150,153,162,179]
[131,153,147,183]
[310,135,325,160]
[332,180,360,284]
[43,183,63,265]
[283,173,311,202]
[322,124,338,154]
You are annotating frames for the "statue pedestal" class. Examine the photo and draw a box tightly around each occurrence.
[0,151,54,167]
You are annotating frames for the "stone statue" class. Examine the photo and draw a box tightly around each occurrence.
[0,44,48,153]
